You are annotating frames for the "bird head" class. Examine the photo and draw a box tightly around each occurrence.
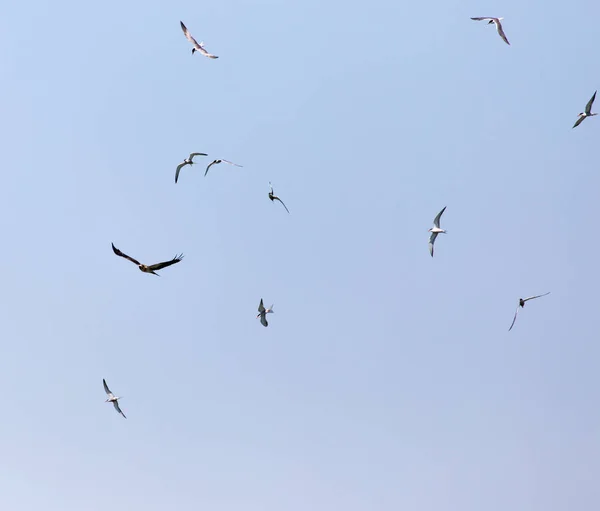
[191,48,196,55]
[428,228,433,232]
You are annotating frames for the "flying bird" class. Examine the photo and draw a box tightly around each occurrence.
[268,182,290,213]
[257,299,274,327]
[175,152,208,183]
[471,17,510,45]
[111,243,183,276]
[508,292,551,331]
[572,91,597,128]
[103,379,126,419]
[204,159,243,177]
[180,21,219,59]
[428,206,447,257]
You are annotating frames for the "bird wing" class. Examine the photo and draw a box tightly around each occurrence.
[103,379,112,395]
[471,17,494,21]
[433,206,446,228]
[428,232,438,257]
[495,20,510,45]
[585,91,597,114]
[175,162,187,183]
[260,313,268,327]
[269,181,274,194]
[180,21,200,49]
[221,159,242,167]
[198,45,219,59]
[147,254,184,272]
[189,152,207,161]
[258,299,265,313]
[572,115,586,129]
[113,401,126,419]
[274,197,290,213]
[508,306,519,331]
[112,243,141,266]
[522,292,550,303]
[205,160,217,176]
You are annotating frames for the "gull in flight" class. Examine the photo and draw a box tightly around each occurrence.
[111,243,184,276]
[205,159,243,177]
[428,206,447,257]
[573,91,597,128]
[180,21,218,59]
[471,17,510,45]
[175,152,207,183]
[257,298,274,327]
[103,379,126,419]
[508,292,551,331]
[269,182,290,213]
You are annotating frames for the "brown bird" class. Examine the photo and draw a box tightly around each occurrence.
[269,182,290,213]
[111,243,183,276]
[180,21,218,59]
[508,292,550,331]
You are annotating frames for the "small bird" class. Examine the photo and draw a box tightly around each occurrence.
[111,243,184,276]
[103,379,126,419]
[180,21,218,59]
[268,182,290,213]
[572,91,597,128]
[508,292,551,331]
[471,17,510,45]
[257,299,274,327]
[428,206,447,257]
[175,152,208,183]
[205,159,243,177]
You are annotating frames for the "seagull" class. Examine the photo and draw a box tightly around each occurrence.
[103,379,126,419]
[111,243,184,276]
[471,17,510,45]
[508,292,551,331]
[573,91,597,128]
[257,298,274,327]
[180,21,218,59]
[428,206,447,257]
[175,152,208,183]
[204,159,243,177]
[269,182,290,213]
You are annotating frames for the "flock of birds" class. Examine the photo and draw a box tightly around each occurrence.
[101,16,593,419]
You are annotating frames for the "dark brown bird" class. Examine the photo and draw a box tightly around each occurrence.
[508,292,550,331]
[269,182,290,213]
[111,243,183,276]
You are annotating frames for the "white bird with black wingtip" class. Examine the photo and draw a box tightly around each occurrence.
[471,17,510,46]
[257,299,274,327]
[428,206,447,257]
[103,379,127,419]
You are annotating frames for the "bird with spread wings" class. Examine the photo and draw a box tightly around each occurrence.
[508,292,551,331]
[175,152,208,183]
[268,182,290,213]
[112,243,184,276]
[103,379,127,419]
[180,21,219,59]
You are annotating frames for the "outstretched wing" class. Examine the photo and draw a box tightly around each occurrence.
[189,152,207,161]
[428,232,438,257]
[113,401,126,419]
[585,91,597,114]
[508,307,519,331]
[180,21,200,49]
[260,313,268,327]
[495,21,510,45]
[147,254,184,272]
[112,243,141,266]
[175,162,187,183]
[470,17,493,21]
[221,159,242,167]
[258,299,265,313]
[433,206,446,228]
[572,115,586,129]
[274,197,290,214]
[269,181,274,194]
[103,378,112,395]
[198,45,219,59]
[523,292,550,303]
[205,160,217,176]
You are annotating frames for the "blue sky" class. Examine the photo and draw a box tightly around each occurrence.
[1,0,599,509]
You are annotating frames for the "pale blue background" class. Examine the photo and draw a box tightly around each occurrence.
[1,0,599,509]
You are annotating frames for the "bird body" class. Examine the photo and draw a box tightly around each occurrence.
[428,206,447,257]
[257,298,274,327]
[180,21,218,58]
[175,152,208,183]
[508,292,551,331]
[205,159,243,176]
[268,182,290,213]
[103,379,126,419]
[112,243,184,276]
[573,91,597,128]
[471,17,510,45]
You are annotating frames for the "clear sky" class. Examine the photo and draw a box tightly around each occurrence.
[1,0,599,509]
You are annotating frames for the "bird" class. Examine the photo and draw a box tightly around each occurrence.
[111,243,184,276]
[508,292,551,331]
[180,21,218,59]
[428,206,447,257]
[175,152,208,183]
[572,91,597,128]
[204,159,243,177]
[103,379,126,419]
[257,299,274,327]
[470,17,510,45]
[268,182,290,213]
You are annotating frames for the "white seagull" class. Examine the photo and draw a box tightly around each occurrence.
[508,292,551,331]
[428,206,447,257]
[257,298,274,327]
[573,91,597,128]
[471,17,510,46]
[175,152,208,183]
[103,378,126,419]
[180,21,219,59]
[205,159,243,177]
